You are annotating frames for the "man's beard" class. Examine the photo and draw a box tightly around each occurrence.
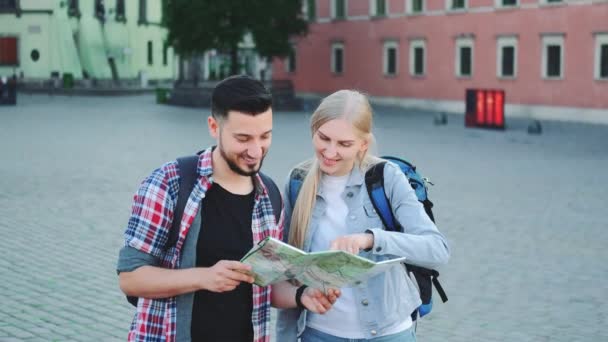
[219,144,265,177]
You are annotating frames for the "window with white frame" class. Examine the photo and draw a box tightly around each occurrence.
[409,39,426,76]
[383,41,398,76]
[447,0,467,10]
[303,0,316,21]
[408,0,425,14]
[455,37,474,77]
[332,0,347,19]
[595,33,608,80]
[371,0,387,16]
[497,36,517,78]
[332,42,344,74]
[498,0,518,7]
[286,45,297,73]
[542,34,564,79]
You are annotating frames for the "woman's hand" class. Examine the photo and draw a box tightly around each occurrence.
[329,233,374,255]
[301,287,341,314]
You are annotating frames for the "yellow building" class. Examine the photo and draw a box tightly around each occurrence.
[0,0,175,84]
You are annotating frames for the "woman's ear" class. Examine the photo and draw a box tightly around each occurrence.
[360,136,370,154]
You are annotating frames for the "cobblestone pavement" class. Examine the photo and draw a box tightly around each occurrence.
[1,94,607,341]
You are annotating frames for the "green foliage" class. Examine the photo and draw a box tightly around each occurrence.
[163,0,308,66]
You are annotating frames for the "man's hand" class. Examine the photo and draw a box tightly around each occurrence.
[200,260,255,293]
[329,233,374,255]
[301,288,341,314]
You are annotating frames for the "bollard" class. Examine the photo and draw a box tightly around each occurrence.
[527,120,542,135]
[434,112,447,126]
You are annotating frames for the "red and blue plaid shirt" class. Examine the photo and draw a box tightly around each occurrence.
[123,147,283,342]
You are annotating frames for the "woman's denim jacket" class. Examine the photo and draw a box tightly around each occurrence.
[275,161,450,341]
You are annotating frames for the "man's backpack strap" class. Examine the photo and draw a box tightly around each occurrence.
[364,162,400,232]
[259,172,282,224]
[126,155,199,307]
[167,155,200,248]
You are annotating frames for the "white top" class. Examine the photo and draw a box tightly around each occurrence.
[306,173,412,338]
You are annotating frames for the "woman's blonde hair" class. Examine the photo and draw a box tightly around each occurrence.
[288,90,381,248]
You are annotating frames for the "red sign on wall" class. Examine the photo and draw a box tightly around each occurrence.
[465,89,505,130]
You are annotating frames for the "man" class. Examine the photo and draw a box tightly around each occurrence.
[117,75,336,342]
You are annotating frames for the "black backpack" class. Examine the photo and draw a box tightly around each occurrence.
[126,154,282,306]
[288,157,447,321]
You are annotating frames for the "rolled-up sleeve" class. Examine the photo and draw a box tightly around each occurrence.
[117,162,178,274]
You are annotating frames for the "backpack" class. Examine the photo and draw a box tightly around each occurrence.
[126,154,282,307]
[288,156,447,321]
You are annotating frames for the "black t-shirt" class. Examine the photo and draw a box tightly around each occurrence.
[191,183,255,342]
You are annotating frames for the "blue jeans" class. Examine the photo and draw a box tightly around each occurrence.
[301,326,417,342]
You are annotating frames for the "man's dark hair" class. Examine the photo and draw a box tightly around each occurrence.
[211,75,272,120]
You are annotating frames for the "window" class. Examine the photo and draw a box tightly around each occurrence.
[409,39,426,76]
[499,0,518,7]
[116,0,126,21]
[94,0,105,20]
[448,0,466,10]
[372,0,387,16]
[542,35,564,79]
[383,41,398,76]
[543,0,563,4]
[455,37,474,77]
[0,37,18,66]
[139,0,147,24]
[147,41,153,65]
[497,36,517,78]
[67,0,80,17]
[408,0,424,14]
[332,0,346,19]
[286,46,296,73]
[0,0,17,12]
[163,42,168,66]
[306,0,316,21]
[595,34,608,80]
[331,42,344,74]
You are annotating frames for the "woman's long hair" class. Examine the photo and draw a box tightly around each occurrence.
[288,90,381,248]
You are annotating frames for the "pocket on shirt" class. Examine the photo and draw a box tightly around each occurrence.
[363,202,383,227]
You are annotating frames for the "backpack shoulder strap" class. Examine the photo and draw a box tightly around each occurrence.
[287,168,307,207]
[167,155,199,248]
[364,162,400,232]
[126,154,198,307]
[259,172,282,224]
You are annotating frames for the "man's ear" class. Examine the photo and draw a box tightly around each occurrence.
[208,116,219,139]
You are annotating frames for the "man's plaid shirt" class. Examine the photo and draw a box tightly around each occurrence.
[122,147,283,342]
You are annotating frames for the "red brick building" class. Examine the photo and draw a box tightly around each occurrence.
[273,0,608,123]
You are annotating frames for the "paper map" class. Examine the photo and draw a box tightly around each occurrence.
[240,236,405,289]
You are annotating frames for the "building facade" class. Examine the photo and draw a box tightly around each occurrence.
[0,0,175,84]
[273,0,608,123]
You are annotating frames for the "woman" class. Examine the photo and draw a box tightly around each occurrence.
[272,90,450,341]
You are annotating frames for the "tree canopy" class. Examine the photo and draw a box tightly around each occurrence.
[163,0,308,75]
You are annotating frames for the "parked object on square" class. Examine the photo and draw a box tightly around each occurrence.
[465,89,505,130]
[434,112,448,126]
[155,87,170,104]
[0,76,17,105]
[528,119,542,135]
[63,73,74,89]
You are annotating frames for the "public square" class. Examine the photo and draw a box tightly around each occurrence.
[0,94,607,341]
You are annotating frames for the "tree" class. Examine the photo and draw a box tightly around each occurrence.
[163,0,308,76]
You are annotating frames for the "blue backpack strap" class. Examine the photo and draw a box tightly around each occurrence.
[364,162,400,232]
[288,167,307,207]
[259,172,282,224]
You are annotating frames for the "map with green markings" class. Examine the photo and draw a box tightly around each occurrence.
[240,236,405,289]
